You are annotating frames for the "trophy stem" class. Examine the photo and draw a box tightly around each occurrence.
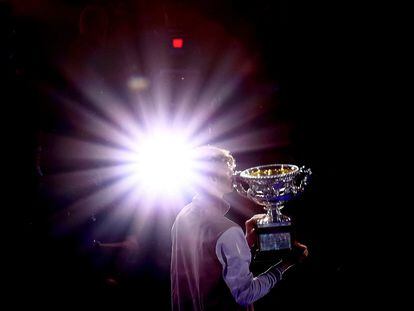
[266,203,290,223]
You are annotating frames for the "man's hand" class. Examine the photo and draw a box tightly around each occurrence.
[277,241,309,275]
[285,241,309,264]
[245,214,266,248]
[293,241,309,263]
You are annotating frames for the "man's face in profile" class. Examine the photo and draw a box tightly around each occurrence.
[214,160,235,195]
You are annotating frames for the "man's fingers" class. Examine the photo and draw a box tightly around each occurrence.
[245,214,266,225]
[293,241,307,249]
[252,213,267,220]
[293,241,309,256]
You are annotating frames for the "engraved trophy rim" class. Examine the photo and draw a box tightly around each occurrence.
[239,163,299,180]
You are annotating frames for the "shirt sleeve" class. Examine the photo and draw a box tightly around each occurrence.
[215,226,283,306]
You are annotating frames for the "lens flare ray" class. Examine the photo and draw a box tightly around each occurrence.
[45,26,288,247]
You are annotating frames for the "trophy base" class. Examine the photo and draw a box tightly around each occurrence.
[253,220,293,263]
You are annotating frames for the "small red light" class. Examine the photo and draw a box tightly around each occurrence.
[172,38,184,48]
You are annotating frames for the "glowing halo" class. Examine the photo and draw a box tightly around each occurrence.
[132,130,197,197]
[44,18,289,242]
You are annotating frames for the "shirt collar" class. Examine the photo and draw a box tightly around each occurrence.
[192,194,230,215]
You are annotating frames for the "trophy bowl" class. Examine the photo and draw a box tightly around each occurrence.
[233,164,311,257]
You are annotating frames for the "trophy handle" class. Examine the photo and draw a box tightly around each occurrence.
[233,171,248,197]
[296,166,312,192]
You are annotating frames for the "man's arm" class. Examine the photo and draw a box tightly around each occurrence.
[216,227,309,306]
[215,227,284,306]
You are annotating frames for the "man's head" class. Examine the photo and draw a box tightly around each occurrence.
[193,145,236,197]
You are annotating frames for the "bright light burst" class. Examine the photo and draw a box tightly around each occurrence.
[45,20,291,242]
[133,130,196,196]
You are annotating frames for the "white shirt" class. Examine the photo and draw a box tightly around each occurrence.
[215,226,283,306]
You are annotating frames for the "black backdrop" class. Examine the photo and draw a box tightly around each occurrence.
[2,0,368,309]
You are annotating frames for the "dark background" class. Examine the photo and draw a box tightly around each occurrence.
[2,0,370,309]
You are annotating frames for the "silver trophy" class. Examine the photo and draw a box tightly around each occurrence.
[233,164,311,258]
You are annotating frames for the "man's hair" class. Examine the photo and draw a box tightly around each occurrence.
[193,145,235,180]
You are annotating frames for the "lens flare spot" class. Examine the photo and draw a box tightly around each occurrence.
[127,76,150,92]
[134,132,195,196]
